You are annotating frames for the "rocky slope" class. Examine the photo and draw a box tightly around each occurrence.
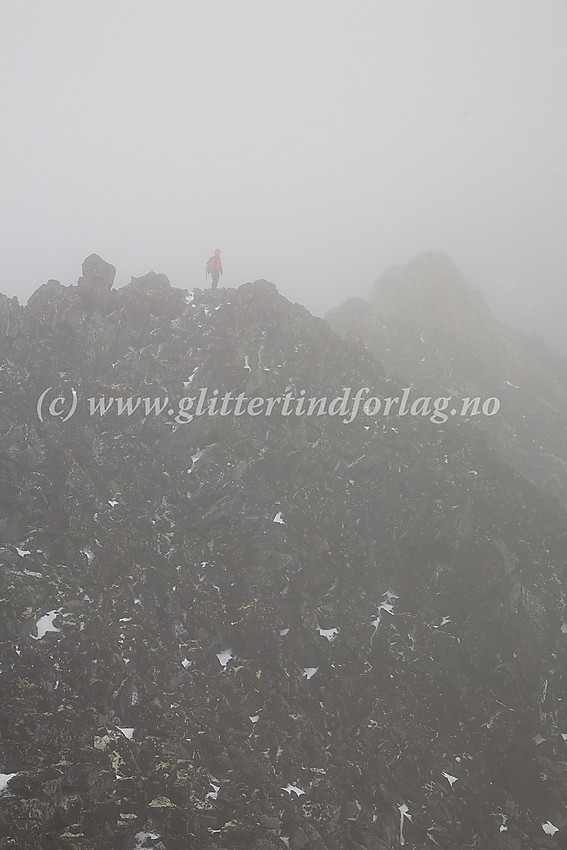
[1,255,567,849]
[326,252,567,506]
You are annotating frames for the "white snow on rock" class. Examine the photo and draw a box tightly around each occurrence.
[542,821,559,836]
[533,733,546,745]
[244,355,251,370]
[134,832,161,849]
[32,611,60,640]
[303,667,319,679]
[15,547,31,556]
[280,628,290,636]
[317,627,339,641]
[375,590,398,618]
[119,728,134,739]
[273,512,285,524]
[282,783,305,796]
[206,783,220,801]
[183,366,199,386]
[442,772,458,787]
[0,773,17,792]
[398,803,412,846]
[216,649,234,668]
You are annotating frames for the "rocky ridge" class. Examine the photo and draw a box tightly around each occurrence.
[326,252,567,506]
[0,255,567,849]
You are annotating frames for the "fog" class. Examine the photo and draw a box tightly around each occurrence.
[2,0,566,346]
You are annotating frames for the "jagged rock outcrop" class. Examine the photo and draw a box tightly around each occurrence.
[0,294,22,342]
[77,254,116,311]
[1,257,567,848]
[327,252,567,505]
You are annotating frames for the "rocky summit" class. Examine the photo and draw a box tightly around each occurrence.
[327,252,567,507]
[1,255,567,850]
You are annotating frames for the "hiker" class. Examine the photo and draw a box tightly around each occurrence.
[206,249,223,290]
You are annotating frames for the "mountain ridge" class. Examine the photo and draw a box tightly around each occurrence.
[327,252,567,507]
[1,255,567,849]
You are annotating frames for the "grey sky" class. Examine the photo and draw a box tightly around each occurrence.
[2,0,566,328]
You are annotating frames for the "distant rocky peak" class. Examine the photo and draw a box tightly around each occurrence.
[369,251,491,330]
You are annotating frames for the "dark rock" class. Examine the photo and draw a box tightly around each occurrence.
[289,826,308,849]
[78,254,115,291]
[76,254,115,312]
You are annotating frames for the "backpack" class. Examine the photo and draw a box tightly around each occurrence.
[207,254,221,274]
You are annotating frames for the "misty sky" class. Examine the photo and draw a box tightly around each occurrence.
[2,0,567,330]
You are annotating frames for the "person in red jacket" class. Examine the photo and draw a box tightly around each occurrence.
[206,249,223,290]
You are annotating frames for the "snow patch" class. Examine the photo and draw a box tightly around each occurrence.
[32,611,60,640]
[398,803,412,846]
[119,728,134,739]
[542,821,559,836]
[303,667,319,679]
[216,649,234,668]
[0,773,17,792]
[183,366,199,387]
[317,626,339,641]
[282,783,305,796]
[206,783,220,801]
[273,512,285,524]
[134,831,161,848]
